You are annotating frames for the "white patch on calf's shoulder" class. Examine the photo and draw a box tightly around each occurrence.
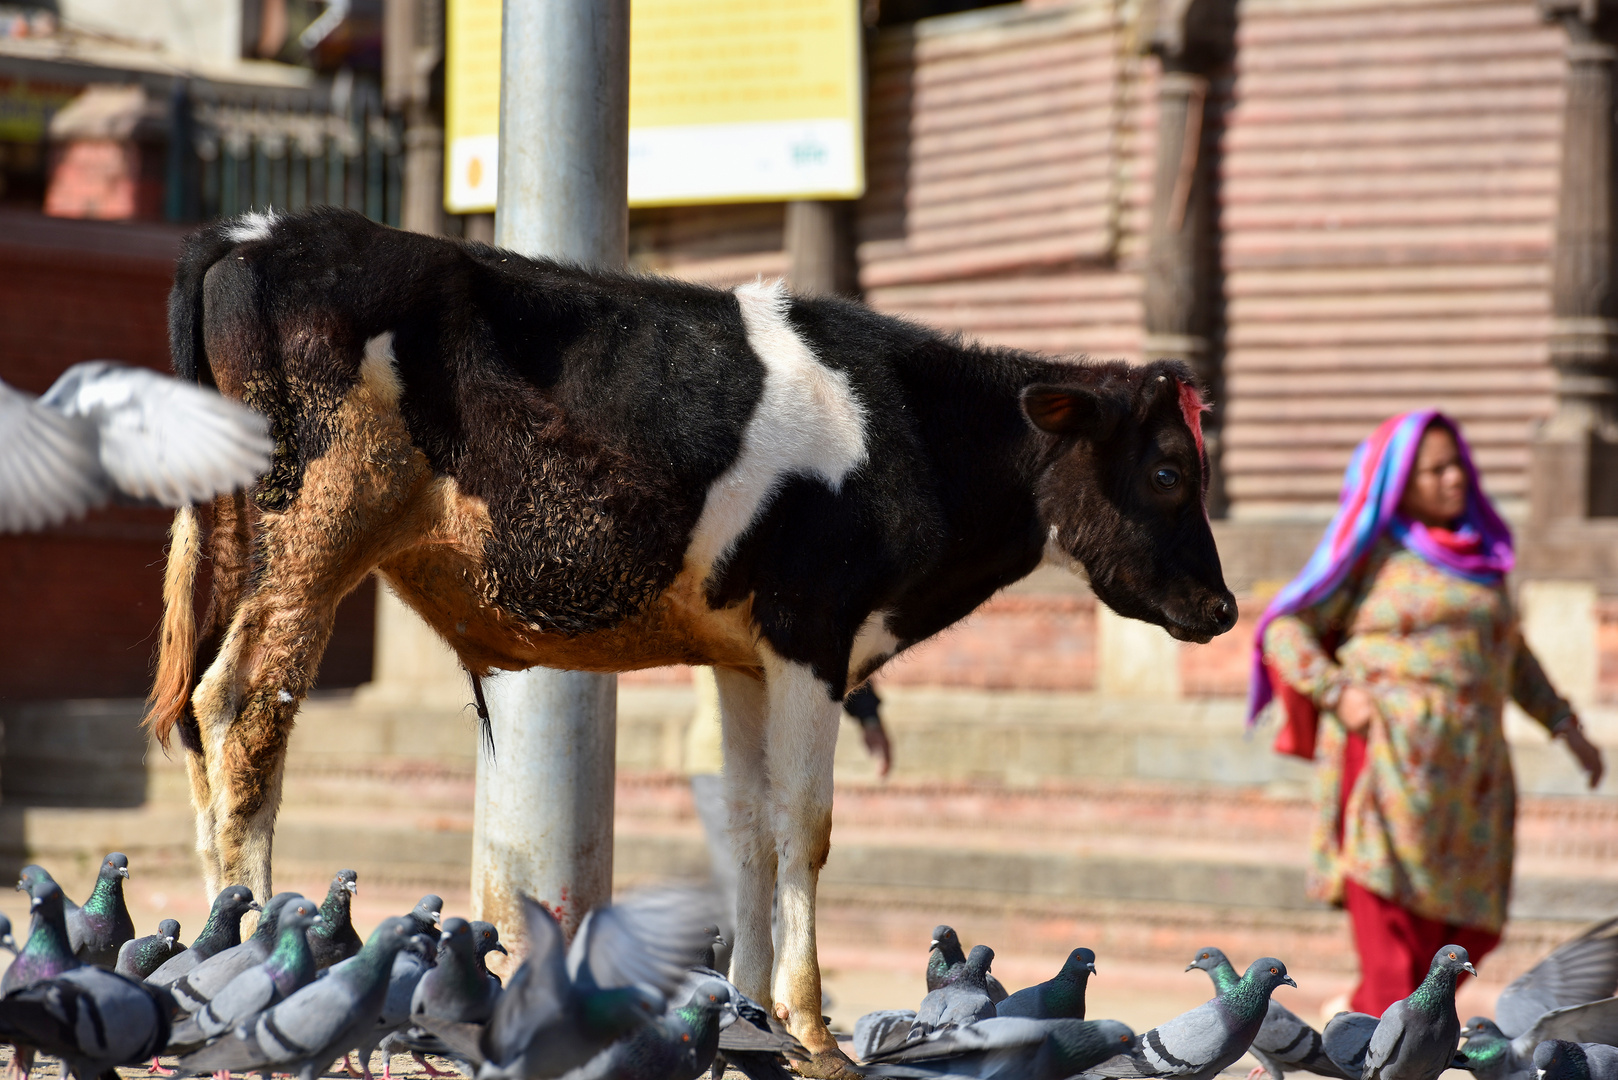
[849,609,900,684]
[360,333,403,408]
[688,279,868,574]
[223,210,279,244]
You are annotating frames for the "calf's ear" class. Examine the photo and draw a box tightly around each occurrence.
[1021,385,1123,440]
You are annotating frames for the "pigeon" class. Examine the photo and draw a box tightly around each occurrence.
[1495,917,1618,1038]
[1322,1012,1380,1079]
[0,360,273,533]
[310,868,363,971]
[4,879,81,994]
[407,894,445,937]
[177,915,423,1080]
[164,890,303,1009]
[415,886,717,1079]
[928,926,1009,1003]
[349,926,442,1078]
[1535,1040,1618,1080]
[910,945,999,1037]
[568,977,739,1080]
[165,897,323,1052]
[997,947,1096,1021]
[146,885,258,984]
[383,918,504,1073]
[472,920,508,991]
[1186,945,1350,1080]
[862,1017,1138,1079]
[65,852,135,968]
[1090,957,1298,1080]
[0,913,15,953]
[1455,1000,1618,1080]
[1361,945,1476,1080]
[116,918,185,980]
[675,965,805,1080]
[14,866,80,950]
[856,1012,921,1062]
[0,964,176,1080]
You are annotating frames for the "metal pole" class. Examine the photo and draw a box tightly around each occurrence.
[471,0,628,947]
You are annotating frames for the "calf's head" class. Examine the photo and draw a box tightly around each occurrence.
[1021,360,1236,644]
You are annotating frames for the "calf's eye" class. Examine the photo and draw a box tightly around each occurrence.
[1153,467,1181,491]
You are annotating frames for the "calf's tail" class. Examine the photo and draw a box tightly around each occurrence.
[147,506,202,750]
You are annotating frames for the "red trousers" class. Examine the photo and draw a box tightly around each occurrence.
[1339,733,1500,1016]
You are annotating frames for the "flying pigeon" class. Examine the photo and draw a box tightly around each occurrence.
[862,1016,1137,1079]
[66,852,135,968]
[997,948,1096,1021]
[0,964,175,1080]
[1495,917,1618,1038]
[116,919,185,980]
[0,360,272,532]
[1535,1040,1618,1080]
[1091,957,1298,1080]
[415,886,717,1079]
[1455,999,1618,1080]
[1362,945,1476,1080]
[309,869,362,971]
[164,891,304,1009]
[569,976,738,1080]
[146,885,258,983]
[928,926,1009,1003]
[1186,945,1349,1080]
[176,916,423,1080]
[165,898,323,1052]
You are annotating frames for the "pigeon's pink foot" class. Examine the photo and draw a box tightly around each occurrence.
[148,1057,175,1075]
[343,1055,362,1079]
[412,1054,457,1078]
[212,1070,231,1080]
[1246,1068,1266,1080]
[381,1057,393,1080]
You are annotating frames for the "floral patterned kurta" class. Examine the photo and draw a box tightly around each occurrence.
[1263,539,1572,932]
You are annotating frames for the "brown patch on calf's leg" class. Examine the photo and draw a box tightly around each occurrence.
[754,646,845,1065]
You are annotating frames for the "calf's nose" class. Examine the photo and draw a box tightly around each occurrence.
[1210,597,1237,634]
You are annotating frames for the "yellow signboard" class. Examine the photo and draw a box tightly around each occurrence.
[444,0,865,213]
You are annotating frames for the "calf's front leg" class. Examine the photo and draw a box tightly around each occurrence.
[759,647,857,1078]
[715,668,776,1006]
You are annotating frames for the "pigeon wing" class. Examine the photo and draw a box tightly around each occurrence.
[1497,918,1618,1038]
[865,1017,1056,1064]
[1323,1012,1379,1079]
[1362,1006,1409,1080]
[0,380,105,533]
[481,896,570,1064]
[857,1010,920,1061]
[44,362,272,507]
[1518,997,1618,1058]
[1137,1000,1238,1077]
[567,885,716,999]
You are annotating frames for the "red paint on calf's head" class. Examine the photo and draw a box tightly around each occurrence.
[1177,379,1209,472]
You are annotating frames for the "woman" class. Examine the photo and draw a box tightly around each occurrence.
[1250,411,1604,1016]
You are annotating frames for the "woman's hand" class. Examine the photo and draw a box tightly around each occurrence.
[1337,685,1380,734]
[1560,720,1605,790]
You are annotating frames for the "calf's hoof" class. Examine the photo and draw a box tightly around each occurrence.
[793,1048,864,1079]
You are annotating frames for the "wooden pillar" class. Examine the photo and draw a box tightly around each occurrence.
[1536,1,1618,520]
[786,200,860,297]
[384,0,445,236]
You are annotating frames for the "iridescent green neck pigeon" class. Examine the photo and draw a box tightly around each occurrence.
[3,880,81,994]
[1093,957,1297,1080]
[146,885,258,983]
[928,926,1008,1002]
[864,1017,1138,1080]
[165,898,323,1052]
[116,919,184,980]
[167,891,303,1012]
[177,916,421,1080]
[998,947,1096,1021]
[1456,997,1618,1080]
[582,977,737,1080]
[1361,945,1476,1080]
[309,869,361,971]
[0,961,176,1080]
[1186,945,1349,1080]
[67,852,134,968]
[1535,1039,1618,1080]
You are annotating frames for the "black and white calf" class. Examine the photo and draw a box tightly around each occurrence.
[147,207,1236,1076]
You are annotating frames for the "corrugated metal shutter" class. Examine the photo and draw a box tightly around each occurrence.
[861,2,1150,361]
[1219,0,1563,519]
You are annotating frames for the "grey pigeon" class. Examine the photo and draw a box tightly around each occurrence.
[0,360,272,532]
[912,945,999,1033]
[1187,945,1350,1080]
[329,895,443,1074]
[928,926,1009,1003]
[1535,1040,1618,1080]
[0,912,15,953]
[1322,1012,1380,1079]
[856,1012,919,1062]
[1091,957,1297,1080]
[309,869,362,971]
[383,918,505,1071]
[677,965,805,1080]
[862,1017,1137,1079]
[414,885,717,1079]
[176,915,422,1080]
[1456,1000,1618,1080]
[164,890,303,1009]
[1362,945,1476,1080]
[567,977,738,1080]
[1496,917,1618,1039]
[165,897,323,1052]
[117,918,185,980]
[145,885,258,983]
[4,880,80,994]
[473,920,508,991]
[64,852,134,968]
[0,964,175,1080]
[997,947,1096,1021]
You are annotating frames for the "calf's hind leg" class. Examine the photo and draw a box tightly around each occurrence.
[715,667,776,1004]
